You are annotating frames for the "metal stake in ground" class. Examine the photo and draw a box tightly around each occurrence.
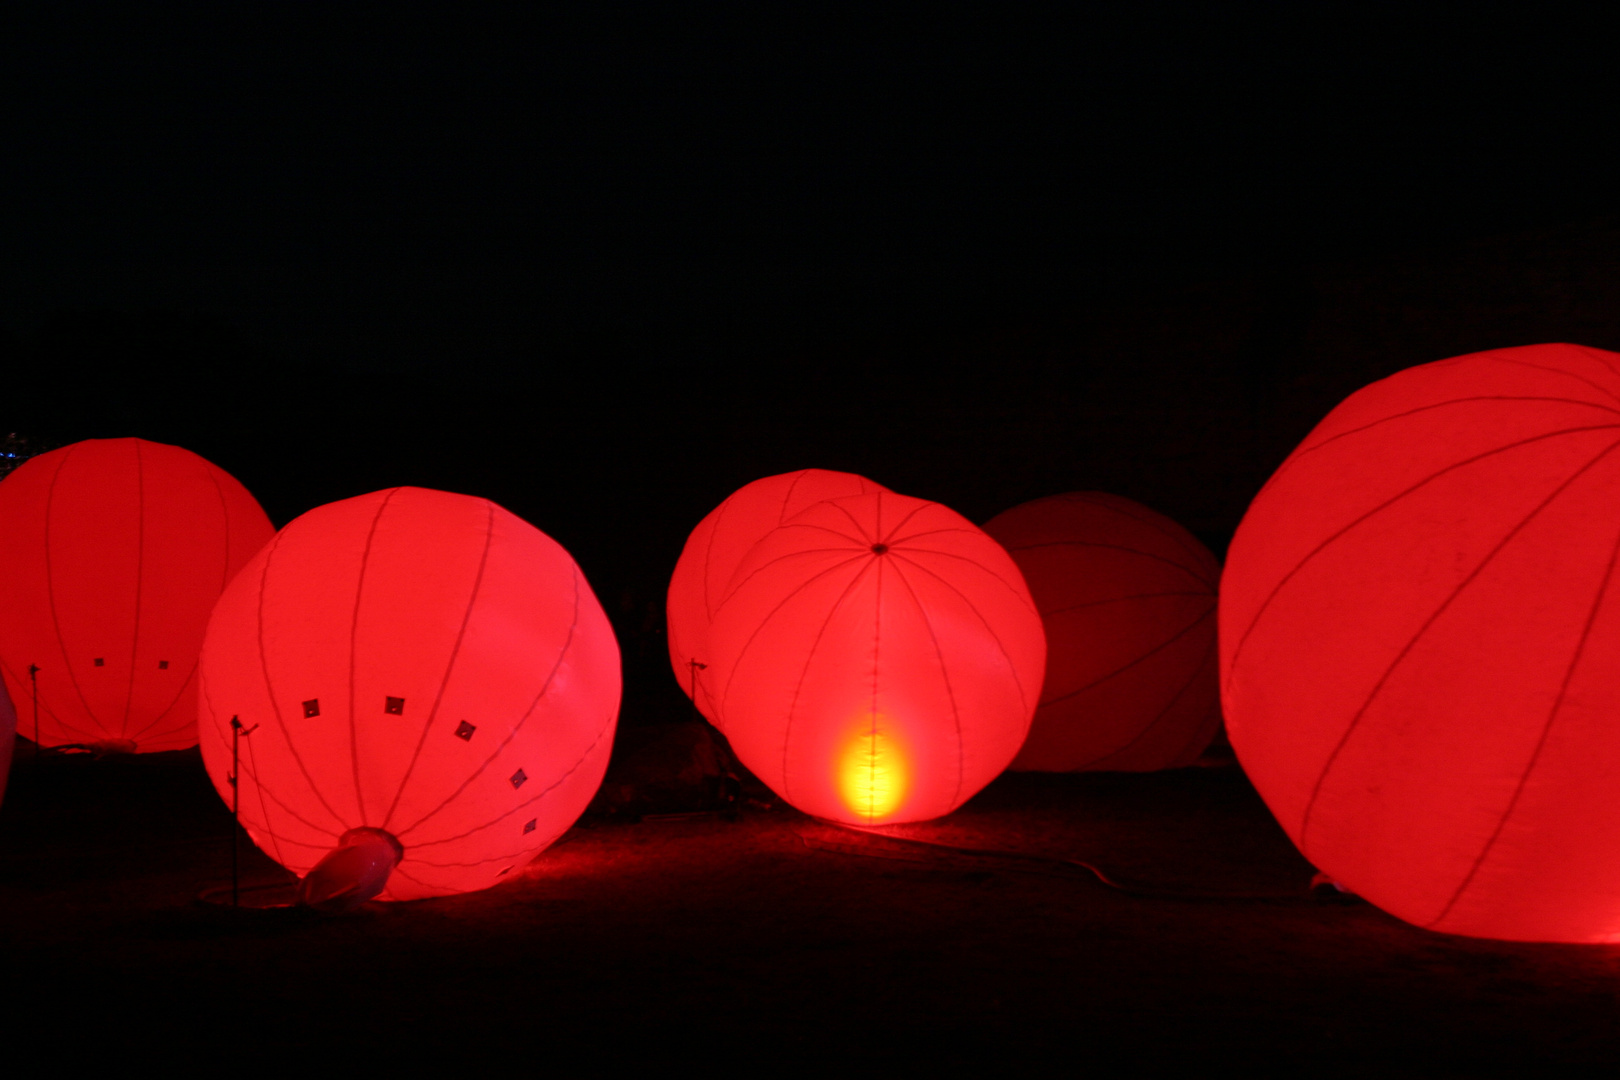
[228,716,259,907]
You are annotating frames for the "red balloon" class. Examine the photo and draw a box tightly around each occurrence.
[706,490,1045,824]
[1221,342,1620,942]
[198,487,620,901]
[983,493,1220,772]
[667,469,886,721]
[0,438,274,753]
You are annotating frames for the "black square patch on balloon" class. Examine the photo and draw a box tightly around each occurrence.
[158,660,169,670]
[302,699,320,718]
[454,720,475,741]
[510,768,528,789]
[93,657,104,667]
[523,818,536,834]
[384,696,404,715]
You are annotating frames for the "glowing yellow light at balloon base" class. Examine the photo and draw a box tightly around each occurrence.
[837,717,910,823]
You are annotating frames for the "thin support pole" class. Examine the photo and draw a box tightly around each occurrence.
[228,716,258,907]
[688,658,707,723]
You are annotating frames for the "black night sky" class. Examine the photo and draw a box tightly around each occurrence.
[8,6,1620,1067]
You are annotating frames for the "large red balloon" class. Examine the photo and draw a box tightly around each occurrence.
[667,469,886,721]
[706,490,1045,825]
[984,493,1220,772]
[198,487,620,901]
[1221,342,1620,942]
[0,439,274,752]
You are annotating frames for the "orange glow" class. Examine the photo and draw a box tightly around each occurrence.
[837,718,908,822]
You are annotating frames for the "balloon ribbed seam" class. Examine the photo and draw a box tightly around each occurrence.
[255,528,348,830]
[1298,436,1620,851]
[775,557,875,809]
[120,441,146,739]
[382,502,496,832]
[42,443,102,741]
[888,557,967,810]
[348,489,400,824]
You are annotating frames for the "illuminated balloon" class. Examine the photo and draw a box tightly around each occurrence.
[984,493,1220,772]
[198,487,620,902]
[707,490,1045,824]
[0,438,274,752]
[667,469,886,723]
[1222,342,1620,942]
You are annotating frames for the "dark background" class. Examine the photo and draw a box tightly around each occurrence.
[5,6,1619,706]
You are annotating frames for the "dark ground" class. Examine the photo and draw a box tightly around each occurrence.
[2,717,1617,1071]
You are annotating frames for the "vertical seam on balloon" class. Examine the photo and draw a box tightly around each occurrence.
[895,546,1041,614]
[121,440,146,740]
[1069,619,1218,770]
[1039,603,1215,707]
[393,561,583,841]
[716,553,870,730]
[1062,494,1217,583]
[1225,423,1620,695]
[1297,436,1620,854]
[255,527,349,830]
[381,501,497,832]
[1426,506,1620,930]
[348,490,399,826]
[868,554,883,822]
[780,469,810,524]
[888,557,967,810]
[890,552,1032,716]
[774,558,878,809]
[41,443,102,741]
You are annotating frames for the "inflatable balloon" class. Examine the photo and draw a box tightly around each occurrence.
[984,492,1220,772]
[0,438,274,752]
[1222,342,1620,942]
[668,469,886,723]
[707,489,1045,825]
[198,487,620,903]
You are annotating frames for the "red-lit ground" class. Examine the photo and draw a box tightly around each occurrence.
[2,725,1617,1069]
